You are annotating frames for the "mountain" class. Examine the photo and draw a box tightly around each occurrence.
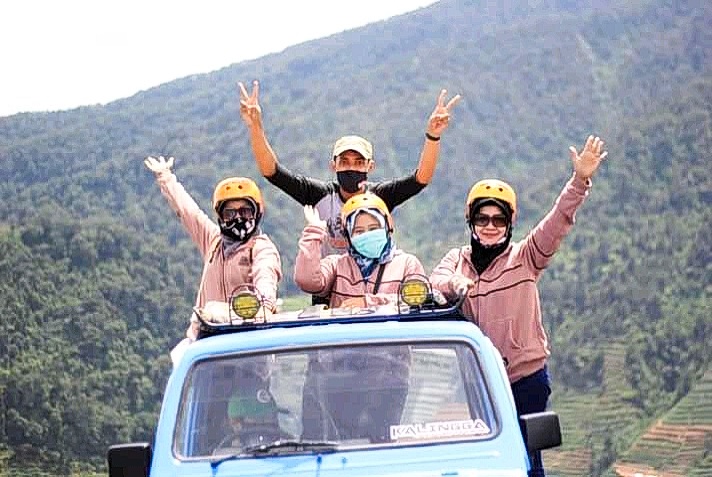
[0,0,710,474]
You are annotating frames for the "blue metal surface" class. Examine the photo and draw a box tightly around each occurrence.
[151,318,530,476]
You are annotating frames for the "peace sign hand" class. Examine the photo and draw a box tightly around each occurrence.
[426,89,461,138]
[569,135,608,180]
[238,80,263,129]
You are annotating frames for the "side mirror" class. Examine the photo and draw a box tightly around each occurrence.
[107,442,151,477]
[518,411,562,452]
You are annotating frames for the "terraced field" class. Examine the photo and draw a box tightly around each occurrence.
[545,342,644,476]
[613,369,712,476]
[545,448,593,476]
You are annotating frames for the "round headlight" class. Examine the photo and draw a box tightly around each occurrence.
[231,292,260,320]
[400,279,429,307]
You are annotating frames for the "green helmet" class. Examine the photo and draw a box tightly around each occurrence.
[227,388,277,420]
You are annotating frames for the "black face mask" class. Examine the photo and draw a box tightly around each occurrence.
[468,200,512,274]
[219,217,256,242]
[470,232,511,275]
[337,170,368,193]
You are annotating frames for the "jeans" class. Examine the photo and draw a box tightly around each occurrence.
[511,366,551,477]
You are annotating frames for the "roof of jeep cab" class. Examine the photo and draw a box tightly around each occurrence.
[180,314,492,373]
[195,303,469,340]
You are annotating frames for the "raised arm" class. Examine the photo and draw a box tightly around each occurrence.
[294,206,338,295]
[415,89,461,184]
[238,80,332,206]
[144,156,218,257]
[239,80,278,177]
[522,135,608,271]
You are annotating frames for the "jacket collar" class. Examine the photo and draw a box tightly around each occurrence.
[209,234,259,263]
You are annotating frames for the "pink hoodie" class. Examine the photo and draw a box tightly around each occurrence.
[430,174,591,383]
[295,224,425,308]
[156,171,282,311]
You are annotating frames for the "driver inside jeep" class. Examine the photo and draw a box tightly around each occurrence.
[214,386,282,454]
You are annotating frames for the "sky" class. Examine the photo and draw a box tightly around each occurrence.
[0,0,437,118]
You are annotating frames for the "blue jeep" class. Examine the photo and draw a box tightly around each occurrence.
[108,281,561,476]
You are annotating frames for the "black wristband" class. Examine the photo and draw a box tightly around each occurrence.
[425,132,441,142]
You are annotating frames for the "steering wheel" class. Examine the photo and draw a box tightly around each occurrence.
[213,421,284,455]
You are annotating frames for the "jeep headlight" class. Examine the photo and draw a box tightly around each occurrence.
[400,279,429,307]
[231,292,260,321]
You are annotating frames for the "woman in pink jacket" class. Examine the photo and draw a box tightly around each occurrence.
[294,192,425,308]
[430,135,607,477]
[295,192,422,443]
[144,156,282,340]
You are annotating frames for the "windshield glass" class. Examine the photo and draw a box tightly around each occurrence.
[174,341,498,459]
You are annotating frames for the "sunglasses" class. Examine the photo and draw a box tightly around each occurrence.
[222,206,255,221]
[472,213,508,228]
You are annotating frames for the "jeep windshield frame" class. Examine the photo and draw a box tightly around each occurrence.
[173,337,500,461]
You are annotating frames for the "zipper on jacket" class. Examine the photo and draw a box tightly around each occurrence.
[473,276,481,327]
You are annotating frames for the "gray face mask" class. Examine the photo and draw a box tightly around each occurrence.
[337,170,368,193]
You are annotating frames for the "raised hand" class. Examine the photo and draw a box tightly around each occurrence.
[426,89,462,138]
[144,155,174,175]
[238,80,263,129]
[303,205,326,228]
[569,135,608,180]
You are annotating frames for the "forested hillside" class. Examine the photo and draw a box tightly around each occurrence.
[0,0,710,474]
